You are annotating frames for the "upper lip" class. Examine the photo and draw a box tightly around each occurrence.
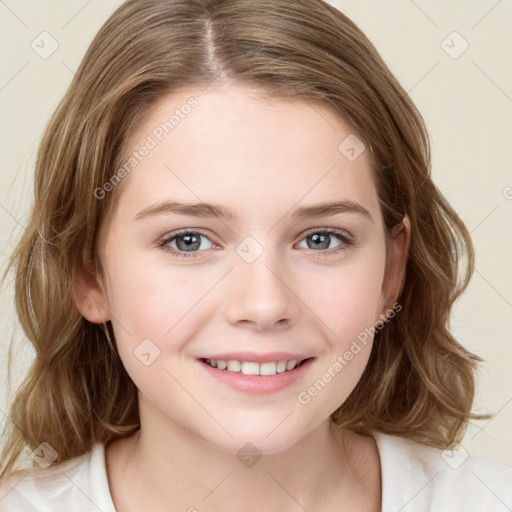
[199,352,314,364]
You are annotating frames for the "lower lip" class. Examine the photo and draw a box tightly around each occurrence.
[198,358,315,395]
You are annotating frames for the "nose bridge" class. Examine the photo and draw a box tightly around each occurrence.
[225,234,298,329]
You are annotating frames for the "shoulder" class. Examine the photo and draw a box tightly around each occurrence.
[373,431,512,512]
[0,442,115,512]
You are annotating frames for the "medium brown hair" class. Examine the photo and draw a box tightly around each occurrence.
[0,0,484,478]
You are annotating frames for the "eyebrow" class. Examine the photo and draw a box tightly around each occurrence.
[134,200,373,223]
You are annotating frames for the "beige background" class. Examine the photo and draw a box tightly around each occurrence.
[0,1,511,467]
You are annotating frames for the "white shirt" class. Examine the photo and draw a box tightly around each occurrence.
[1,432,511,511]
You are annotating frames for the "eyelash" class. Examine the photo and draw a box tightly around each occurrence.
[157,228,355,259]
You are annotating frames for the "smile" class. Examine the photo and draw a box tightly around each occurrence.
[202,358,310,376]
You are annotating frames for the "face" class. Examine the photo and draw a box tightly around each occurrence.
[80,83,407,454]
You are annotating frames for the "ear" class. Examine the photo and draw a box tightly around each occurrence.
[73,264,111,324]
[376,215,411,322]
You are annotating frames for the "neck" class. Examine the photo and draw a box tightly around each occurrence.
[108,411,380,512]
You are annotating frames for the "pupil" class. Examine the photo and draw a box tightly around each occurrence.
[310,233,329,250]
[178,234,200,251]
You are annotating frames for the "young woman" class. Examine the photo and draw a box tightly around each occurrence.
[1,1,510,511]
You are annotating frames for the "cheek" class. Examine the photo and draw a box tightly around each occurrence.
[105,248,199,337]
[304,248,386,346]
[292,249,386,412]
[103,249,221,383]
[104,260,195,395]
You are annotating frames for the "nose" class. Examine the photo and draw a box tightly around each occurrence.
[224,245,300,331]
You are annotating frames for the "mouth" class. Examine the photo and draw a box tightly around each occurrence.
[197,352,315,394]
[199,357,312,376]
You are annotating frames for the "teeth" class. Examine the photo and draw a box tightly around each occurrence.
[242,361,260,375]
[227,360,241,372]
[260,362,277,376]
[286,360,297,371]
[276,361,287,373]
[205,358,305,375]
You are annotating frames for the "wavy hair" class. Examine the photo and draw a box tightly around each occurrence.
[0,0,485,478]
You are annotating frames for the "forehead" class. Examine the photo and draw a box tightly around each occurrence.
[113,84,380,224]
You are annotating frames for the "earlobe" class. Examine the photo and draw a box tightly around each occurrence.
[378,215,411,319]
[73,266,111,324]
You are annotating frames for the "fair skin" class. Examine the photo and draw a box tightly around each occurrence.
[76,83,410,511]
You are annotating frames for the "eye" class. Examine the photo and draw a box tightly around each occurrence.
[158,230,215,257]
[158,227,355,259]
[296,228,354,256]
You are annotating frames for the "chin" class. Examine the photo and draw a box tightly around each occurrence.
[196,413,320,456]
